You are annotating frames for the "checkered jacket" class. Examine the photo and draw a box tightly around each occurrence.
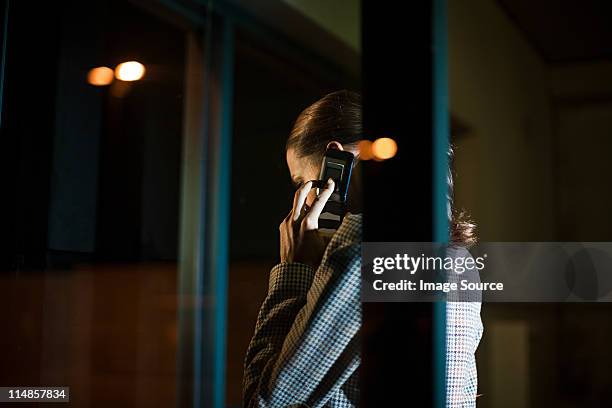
[243,213,483,407]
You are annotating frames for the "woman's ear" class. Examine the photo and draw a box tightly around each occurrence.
[326,141,343,151]
[327,140,361,160]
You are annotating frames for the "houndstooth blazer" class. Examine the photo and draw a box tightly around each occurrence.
[243,213,482,408]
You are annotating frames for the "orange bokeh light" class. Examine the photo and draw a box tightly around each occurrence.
[371,137,398,160]
[87,66,114,86]
[358,140,374,160]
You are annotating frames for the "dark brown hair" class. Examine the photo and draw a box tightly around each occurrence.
[287,90,476,246]
[286,90,362,164]
[447,146,477,246]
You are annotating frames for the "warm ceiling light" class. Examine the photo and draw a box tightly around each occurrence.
[115,61,145,81]
[371,137,398,160]
[87,66,114,86]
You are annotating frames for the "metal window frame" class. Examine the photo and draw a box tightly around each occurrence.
[176,13,234,408]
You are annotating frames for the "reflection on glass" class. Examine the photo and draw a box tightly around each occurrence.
[371,137,398,160]
[115,61,145,81]
[87,66,114,86]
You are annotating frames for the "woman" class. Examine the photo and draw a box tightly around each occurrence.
[243,90,482,407]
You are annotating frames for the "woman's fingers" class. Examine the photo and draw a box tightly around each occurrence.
[302,178,335,230]
[292,181,313,222]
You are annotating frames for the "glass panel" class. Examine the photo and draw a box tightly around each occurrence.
[1,1,188,406]
[0,1,362,406]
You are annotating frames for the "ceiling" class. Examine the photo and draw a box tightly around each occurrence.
[498,0,612,63]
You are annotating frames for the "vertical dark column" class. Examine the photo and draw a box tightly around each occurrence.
[47,0,105,259]
[361,0,435,406]
[0,0,12,270]
[0,1,60,271]
[0,0,8,127]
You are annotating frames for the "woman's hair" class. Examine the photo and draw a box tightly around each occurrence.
[287,89,476,246]
[447,146,477,246]
[286,90,362,164]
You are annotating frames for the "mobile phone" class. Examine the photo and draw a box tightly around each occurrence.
[316,148,354,231]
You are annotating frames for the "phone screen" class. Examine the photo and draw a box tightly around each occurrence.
[325,163,344,192]
[317,149,354,232]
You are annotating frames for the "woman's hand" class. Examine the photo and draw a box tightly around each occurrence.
[279,178,335,268]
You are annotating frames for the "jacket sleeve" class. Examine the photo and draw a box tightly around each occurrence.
[243,235,361,408]
[445,301,483,407]
[242,261,316,408]
[445,246,484,407]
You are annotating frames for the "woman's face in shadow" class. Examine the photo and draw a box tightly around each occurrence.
[286,148,320,207]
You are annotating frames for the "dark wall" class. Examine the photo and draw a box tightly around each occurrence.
[48,0,107,255]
